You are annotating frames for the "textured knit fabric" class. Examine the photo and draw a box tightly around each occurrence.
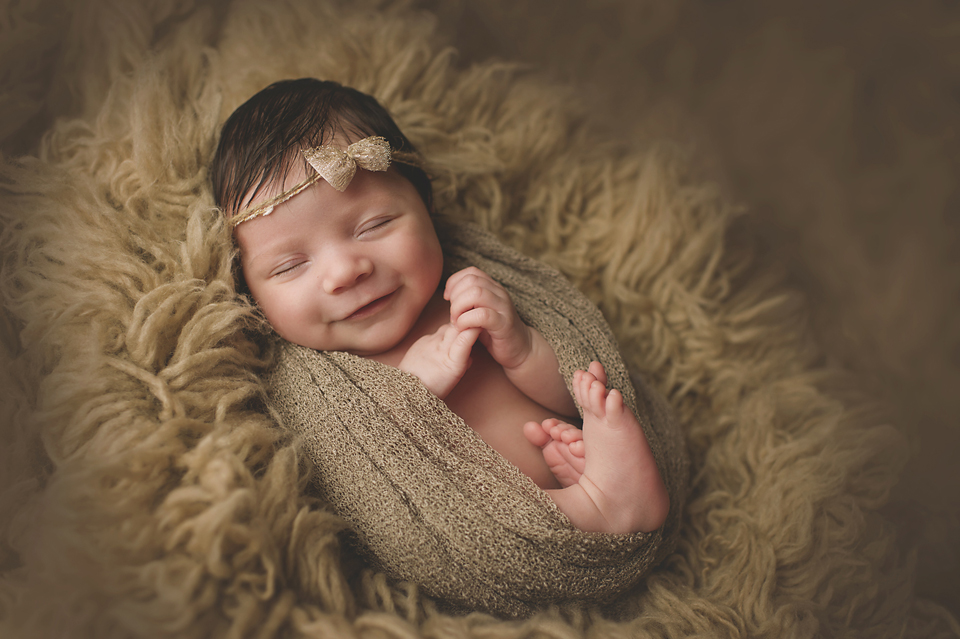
[266,220,688,617]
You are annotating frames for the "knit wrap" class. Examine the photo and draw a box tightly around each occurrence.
[266,220,689,617]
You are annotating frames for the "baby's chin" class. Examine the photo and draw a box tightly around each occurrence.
[341,336,405,359]
[318,329,408,359]
[277,309,417,359]
[284,336,396,357]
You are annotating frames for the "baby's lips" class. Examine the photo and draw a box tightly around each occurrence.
[341,290,394,320]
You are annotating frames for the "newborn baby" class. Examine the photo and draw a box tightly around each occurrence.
[211,78,668,534]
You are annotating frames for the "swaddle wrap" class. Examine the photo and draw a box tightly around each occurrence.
[266,219,689,617]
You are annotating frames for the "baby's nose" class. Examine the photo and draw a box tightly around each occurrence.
[321,254,373,294]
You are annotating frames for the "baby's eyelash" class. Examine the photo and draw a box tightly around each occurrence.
[359,217,393,236]
[273,261,306,277]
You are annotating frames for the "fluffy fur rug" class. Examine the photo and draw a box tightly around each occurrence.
[1,0,957,637]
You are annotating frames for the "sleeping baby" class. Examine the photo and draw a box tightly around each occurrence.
[210,78,669,536]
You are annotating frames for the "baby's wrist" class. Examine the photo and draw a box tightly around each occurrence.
[397,355,461,400]
[399,363,450,399]
[499,325,538,373]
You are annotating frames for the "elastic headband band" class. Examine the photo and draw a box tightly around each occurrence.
[229,135,423,228]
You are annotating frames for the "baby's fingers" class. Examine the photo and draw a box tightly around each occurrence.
[446,326,481,368]
[453,305,503,333]
[444,266,495,299]
[450,289,512,327]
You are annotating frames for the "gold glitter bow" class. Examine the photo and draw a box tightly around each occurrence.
[230,136,421,228]
[303,135,391,192]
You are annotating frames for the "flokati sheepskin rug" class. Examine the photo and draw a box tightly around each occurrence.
[0,0,956,637]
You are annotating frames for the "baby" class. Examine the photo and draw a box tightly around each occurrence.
[211,79,668,535]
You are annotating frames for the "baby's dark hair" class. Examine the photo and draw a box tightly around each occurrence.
[211,78,432,217]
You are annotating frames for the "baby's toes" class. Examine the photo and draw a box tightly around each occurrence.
[588,361,607,386]
[545,419,570,441]
[547,421,582,444]
[542,418,562,429]
[559,425,583,444]
[574,370,601,412]
[604,388,626,420]
[523,420,551,447]
[571,371,588,410]
[569,439,585,458]
[586,379,609,417]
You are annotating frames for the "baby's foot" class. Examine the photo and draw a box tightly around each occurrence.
[524,418,585,488]
[525,361,612,488]
[548,362,669,534]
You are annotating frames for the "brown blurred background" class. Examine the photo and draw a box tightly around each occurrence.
[427,0,960,616]
[2,0,957,618]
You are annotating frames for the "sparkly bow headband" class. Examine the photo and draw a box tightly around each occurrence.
[229,136,423,228]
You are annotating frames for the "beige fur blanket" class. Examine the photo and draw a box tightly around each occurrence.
[266,219,688,617]
[1,0,955,637]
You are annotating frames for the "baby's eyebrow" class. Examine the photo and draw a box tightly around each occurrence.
[244,240,302,272]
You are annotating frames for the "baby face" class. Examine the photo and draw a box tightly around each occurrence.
[234,163,443,356]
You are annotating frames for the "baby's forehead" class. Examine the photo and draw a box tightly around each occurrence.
[239,133,359,209]
[240,163,405,231]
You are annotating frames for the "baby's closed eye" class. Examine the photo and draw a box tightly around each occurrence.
[357,216,395,237]
[271,259,309,277]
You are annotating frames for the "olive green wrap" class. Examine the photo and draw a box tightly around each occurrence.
[265,220,689,617]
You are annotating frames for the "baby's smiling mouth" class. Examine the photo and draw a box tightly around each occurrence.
[344,290,396,321]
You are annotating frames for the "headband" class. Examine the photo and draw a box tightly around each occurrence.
[229,135,423,228]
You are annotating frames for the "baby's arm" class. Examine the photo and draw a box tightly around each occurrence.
[397,324,481,399]
[445,267,577,417]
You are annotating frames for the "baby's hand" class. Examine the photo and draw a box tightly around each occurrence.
[398,323,481,399]
[445,267,532,371]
